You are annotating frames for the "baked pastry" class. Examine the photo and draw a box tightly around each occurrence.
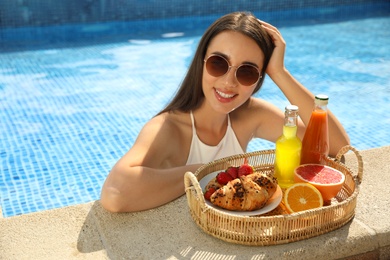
[208,172,277,211]
[205,177,222,191]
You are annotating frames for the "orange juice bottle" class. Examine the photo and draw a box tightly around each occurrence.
[274,105,302,189]
[300,94,329,165]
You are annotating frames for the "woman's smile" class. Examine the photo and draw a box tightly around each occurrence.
[214,88,237,102]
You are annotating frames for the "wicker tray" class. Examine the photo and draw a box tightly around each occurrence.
[184,145,363,246]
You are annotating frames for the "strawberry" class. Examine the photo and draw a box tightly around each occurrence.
[238,164,254,177]
[204,187,216,201]
[216,171,233,185]
[226,166,239,179]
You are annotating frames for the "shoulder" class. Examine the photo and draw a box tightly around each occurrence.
[230,97,285,142]
[145,111,190,137]
[232,97,282,120]
[135,111,192,167]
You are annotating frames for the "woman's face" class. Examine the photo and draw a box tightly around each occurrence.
[202,30,265,114]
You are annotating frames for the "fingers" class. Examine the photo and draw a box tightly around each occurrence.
[257,19,285,45]
[258,20,279,33]
[259,20,281,36]
[259,20,278,32]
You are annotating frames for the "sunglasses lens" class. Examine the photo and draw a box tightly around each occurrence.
[205,55,229,77]
[205,55,260,86]
[236,65,260,86]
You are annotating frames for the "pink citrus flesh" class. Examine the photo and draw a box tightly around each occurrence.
[294,164,345,202]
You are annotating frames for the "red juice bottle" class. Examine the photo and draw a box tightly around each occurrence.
[300,94,329,165]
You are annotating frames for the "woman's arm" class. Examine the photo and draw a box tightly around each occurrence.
[100,115,202,213]
[260,21,350,156]
[100,162,200,213]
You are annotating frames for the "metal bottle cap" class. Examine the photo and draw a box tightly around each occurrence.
[315,94,329,106]
[286,105,299,112]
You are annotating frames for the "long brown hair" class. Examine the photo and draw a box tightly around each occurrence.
[157,12,274,116]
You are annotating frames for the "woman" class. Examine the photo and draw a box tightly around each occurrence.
[100,12,350,213]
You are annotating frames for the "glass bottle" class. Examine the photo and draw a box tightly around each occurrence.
[274,105,302,189]
[300,94,330,165]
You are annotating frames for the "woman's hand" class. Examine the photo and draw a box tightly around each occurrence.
[259,20,286,77]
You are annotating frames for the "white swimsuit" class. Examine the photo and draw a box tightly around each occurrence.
[185,111,245,165]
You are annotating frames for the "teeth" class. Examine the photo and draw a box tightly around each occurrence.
[216,89,235,98]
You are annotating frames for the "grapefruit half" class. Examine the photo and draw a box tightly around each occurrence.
[294,164,345,202]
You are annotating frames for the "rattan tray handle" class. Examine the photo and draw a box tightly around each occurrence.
[184,171,208,211]
[335,145,363,184]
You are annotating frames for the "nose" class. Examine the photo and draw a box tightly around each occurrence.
[223,66,239,87]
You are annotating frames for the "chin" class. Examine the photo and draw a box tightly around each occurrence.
[213,104,238,114]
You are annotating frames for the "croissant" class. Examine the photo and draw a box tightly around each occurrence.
[209,172,277,211]
[205,177,222,191]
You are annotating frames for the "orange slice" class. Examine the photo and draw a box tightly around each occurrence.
[284,183,323,213]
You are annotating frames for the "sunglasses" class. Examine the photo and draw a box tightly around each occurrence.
[204,54,262,86]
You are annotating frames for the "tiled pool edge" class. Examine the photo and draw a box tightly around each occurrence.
[2,0,388,28]
[1,2,389,50]
[1,146,389,259]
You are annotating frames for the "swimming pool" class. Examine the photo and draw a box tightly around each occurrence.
[1,7,390,217]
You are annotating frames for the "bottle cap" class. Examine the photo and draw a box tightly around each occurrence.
[286,105,299,112]
[315,94,329,106]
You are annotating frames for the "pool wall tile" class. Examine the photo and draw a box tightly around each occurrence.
[1,1,389,50]
[1,0,389,28]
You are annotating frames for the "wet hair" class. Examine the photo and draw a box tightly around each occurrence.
[157,11,274,115]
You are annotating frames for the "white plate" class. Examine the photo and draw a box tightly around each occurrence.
[199,171,283,216]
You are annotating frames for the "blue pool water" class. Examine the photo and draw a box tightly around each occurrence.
[1,15,390,217]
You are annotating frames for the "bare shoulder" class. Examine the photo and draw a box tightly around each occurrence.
[232,97,281,122]
[230,97,285,143]
[128,111,192,168]
[145,111,191,140]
